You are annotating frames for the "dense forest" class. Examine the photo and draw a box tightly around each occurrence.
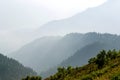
[25,49,120,80]
[0,53,37,80]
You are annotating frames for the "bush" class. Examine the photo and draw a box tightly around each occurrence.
[22,76,42,80]
[81,75,93,80]
[111,75,120,80]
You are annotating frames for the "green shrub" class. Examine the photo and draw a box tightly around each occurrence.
[81,75,93,80]
[22,76,42,80]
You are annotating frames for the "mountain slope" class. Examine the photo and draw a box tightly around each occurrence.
[60,33,120,68]
[36,0,120,36]
[10,36,61,72]
[41,38,120,78]
[61,42,109,67]
[0,53,36,80]
[45,50,120,80]
[10,34,87,72]
[10,32,120,76]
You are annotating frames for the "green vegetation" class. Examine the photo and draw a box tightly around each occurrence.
[45,49,120,80]
[0,53,36,80]
[22,76,42,80]
[22,49,120,80]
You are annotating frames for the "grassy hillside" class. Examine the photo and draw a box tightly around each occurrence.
[44,49,120,80]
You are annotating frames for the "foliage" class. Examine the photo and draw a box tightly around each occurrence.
[22,76,42,80]
[45,49,120,80]
[22,49,120,80]
[88,49,118,69]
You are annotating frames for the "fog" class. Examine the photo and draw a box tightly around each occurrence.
[0,0,109,54]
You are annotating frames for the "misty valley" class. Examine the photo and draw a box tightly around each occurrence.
[0,0,120,80]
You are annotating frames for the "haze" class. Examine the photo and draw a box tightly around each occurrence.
[0,0,107,54]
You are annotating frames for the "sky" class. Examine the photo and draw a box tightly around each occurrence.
[0,0,107,54]
[0,0,107,30]
[20,0,107,19]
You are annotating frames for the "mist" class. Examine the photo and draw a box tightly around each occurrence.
[0,0,110,54]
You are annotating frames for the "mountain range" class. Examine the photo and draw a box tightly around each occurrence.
[10,32,120,76]
[40,33,120,78]
[8,0,120,78]
[2,0,120,54]
[36,0,120,36]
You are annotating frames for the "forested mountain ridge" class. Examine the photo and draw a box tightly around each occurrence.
[0,53,37,80]
[10,32,120,75]
[40,32,120,78]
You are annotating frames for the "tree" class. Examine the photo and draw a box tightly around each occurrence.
[88,57,96,64]
[22,76,42,80]
[95,50,107,69]
[67,66,73,74]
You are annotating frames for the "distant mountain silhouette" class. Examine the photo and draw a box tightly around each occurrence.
[36,0,120,36]
[9,36,61,72]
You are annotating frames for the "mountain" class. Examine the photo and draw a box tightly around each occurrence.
[61,32,120,68]
[9,36,61,72]
[45,50,120,80]
[40,33,120,78]
[0,53,36,80]
[10,33,88,72]
[61,42,115,67]
[36,0,120,36]
[10,32,100,73]
[10,32,120,75]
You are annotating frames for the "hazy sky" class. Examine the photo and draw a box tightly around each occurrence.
[0,0,107,54]
[0,0,107,30]
[21,0,107,19]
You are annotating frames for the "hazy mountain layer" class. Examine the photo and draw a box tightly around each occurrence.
[41,33,120,78]
[36,0,120,36]
[10,32,120,75]
[9,36,61,72]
